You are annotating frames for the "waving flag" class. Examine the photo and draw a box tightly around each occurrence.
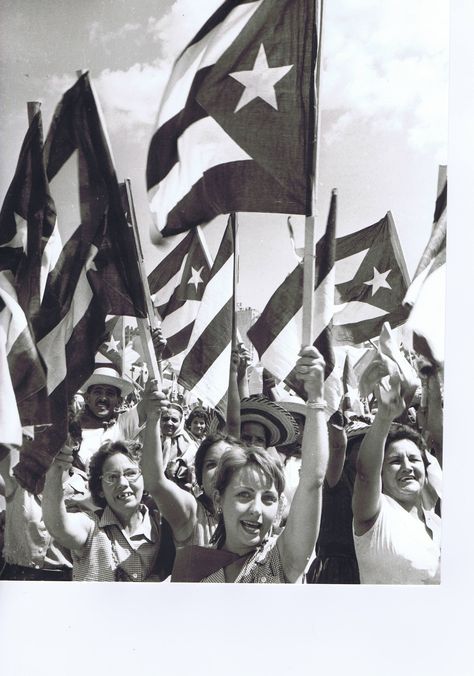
[13,73,147,492]
[178,216,234,410]
[147,0,316,237]
[0,109,54,431]
[341,352,365,420]
[148,227,212,367]
[332,212,410,344]
[248,211,410,385]
[404,166,447,365]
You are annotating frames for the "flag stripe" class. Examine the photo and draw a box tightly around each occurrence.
[151,1,263,133]
[176,217,234,408]
[147,0,316,236]
[179,298,233,391]
[149,117,252,230]
[162,160,303,236]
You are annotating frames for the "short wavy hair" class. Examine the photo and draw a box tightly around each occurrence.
[384,423,429,469]
[211,445,286,548]
[88,440,142,508]
[186,406,210,430]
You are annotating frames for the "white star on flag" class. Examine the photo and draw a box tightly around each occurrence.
[364,267,392,296]
[229,43,293,113]
[104,335,120,352]
[188,266,204,291]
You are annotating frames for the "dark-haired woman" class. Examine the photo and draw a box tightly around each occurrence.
[352,372,441,584]
[171,346,329,583]
[42,439,173,581]
[186,406,209,443]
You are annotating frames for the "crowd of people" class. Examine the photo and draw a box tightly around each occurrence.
[0,331,442,584]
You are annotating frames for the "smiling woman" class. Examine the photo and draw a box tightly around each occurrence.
[352,371,441,584]
[41,385,181,582]
[171,345,330,583]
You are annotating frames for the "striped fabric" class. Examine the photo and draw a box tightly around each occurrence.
[404,166,447,365]
[177,216,234,411]
[0,110,54,436]
[148,227,211,367]
[13,74,147,493]
[248,208,411,413]
[147,0,316,237]
[248,191,341,416]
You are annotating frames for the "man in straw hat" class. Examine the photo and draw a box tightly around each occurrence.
[73,360,139,472]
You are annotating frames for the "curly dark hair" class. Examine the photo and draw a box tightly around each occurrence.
[194,433,240,487]
[186,406,210,429]
[384,423,429,468]
[88,440,142,508]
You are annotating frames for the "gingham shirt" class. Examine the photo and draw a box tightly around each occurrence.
[200,536,288,584]
[72,504,161,581]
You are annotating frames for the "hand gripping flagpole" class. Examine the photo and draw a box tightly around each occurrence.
[302,0,325,347]
[120,178,162,386]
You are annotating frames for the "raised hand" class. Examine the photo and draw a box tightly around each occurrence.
[142,378,170,418]
[151,327,167,359]
[295,346,325,401]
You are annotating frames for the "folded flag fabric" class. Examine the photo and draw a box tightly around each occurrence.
[13,73,147,492]
[0,109,54,432]
[147,0,317,237]
[177,216,235,412]
[404,166,447,365]
[148,227,211,369]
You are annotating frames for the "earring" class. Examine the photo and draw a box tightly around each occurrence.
[216,507,222,515]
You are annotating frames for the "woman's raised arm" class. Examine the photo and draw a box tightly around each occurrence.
[277,346,329,582]
[42,447,91,552]
[141,380,196,542]
[352,362,405,534]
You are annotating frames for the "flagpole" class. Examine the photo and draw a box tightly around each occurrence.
[120,178,162,385]
[302,0,325,346]
[27,101,41,125]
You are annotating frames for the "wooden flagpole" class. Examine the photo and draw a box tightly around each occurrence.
[302,0,325,346]
[120,178,162,385]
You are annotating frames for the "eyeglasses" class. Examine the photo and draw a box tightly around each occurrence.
[100,468,142,485]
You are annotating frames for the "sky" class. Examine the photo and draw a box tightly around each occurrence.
[0,0,449,311]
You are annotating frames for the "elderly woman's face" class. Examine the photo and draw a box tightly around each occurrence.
[381,439,426,504]
[99,453,143,516]
[216,465,279,556]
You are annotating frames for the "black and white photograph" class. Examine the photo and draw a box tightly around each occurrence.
[0,0,472,674]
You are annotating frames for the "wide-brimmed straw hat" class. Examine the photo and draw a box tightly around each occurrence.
[275,395,307,419]
[240,395,299,447]
[81,363,134,397]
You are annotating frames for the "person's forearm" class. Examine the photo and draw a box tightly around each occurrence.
[42,466,71,541]
[300,407,329,489]
[141,414,166,492]
[356,411,391,479]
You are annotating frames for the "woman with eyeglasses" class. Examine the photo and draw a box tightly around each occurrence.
[42,392,174,581]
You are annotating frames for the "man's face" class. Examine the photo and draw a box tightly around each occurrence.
[85,384,121,420]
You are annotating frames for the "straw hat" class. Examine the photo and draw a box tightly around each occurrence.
[240,395,299,447]
[81,363,134,397]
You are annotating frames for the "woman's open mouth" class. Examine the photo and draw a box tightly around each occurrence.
[240,520,262,536]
